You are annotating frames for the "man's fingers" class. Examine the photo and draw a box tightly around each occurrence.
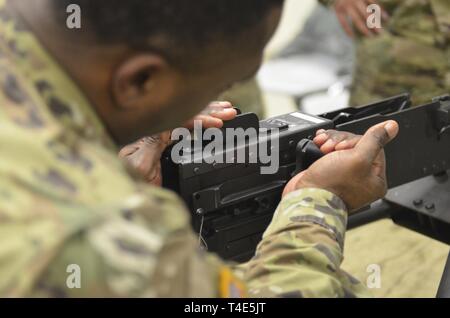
[335,136,362,151]
[321,136,347,154]
[184,101,235,129]
[314,130,358,154]
[316,129,326,136]
[336,11,355,37]
[194,115,224,128]
[347,6,373,37]
[209,108,237,121]
[184,115,224,129]
[204,101,233,115]
[207,101,237,121]
[208,101,233,109]
[313,132,329,147]
[355,120,399,162]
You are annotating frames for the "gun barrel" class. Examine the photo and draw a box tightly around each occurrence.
[348,200,394,230]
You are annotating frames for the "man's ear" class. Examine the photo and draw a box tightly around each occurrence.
[112,54,177,110]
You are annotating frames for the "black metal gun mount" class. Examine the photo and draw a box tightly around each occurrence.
[162,94,450,281]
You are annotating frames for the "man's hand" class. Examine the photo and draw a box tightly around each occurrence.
[119,101,237,185]
[183,101,237,130]
[313,128,363,154]
[283,120,399,212]
[333,0,388,37]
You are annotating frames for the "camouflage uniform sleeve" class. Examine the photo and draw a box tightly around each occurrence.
[30,221,221,298]
[1,170,367,298]
[0,166,226,297]
[30,188,370,298]
[233,188,371,298]
[23,187,228,298]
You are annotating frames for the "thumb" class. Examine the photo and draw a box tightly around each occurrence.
[355,120,399,162]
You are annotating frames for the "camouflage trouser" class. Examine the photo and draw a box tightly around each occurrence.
[350,33,450,107]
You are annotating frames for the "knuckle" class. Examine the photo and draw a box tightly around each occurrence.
[329,132,343,142]
[372,128,389,148]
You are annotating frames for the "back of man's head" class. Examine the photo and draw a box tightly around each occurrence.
[54,0,284,64]
[40,0,284,143]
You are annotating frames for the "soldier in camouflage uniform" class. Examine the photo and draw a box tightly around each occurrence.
[320,0,450,106]
[0,0,398,297]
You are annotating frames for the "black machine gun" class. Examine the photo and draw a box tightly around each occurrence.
[162,93,450,295]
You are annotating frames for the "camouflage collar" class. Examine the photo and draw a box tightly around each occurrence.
[0,0,117,150]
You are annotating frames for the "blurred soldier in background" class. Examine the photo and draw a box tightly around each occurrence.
[320,0,450,106]
[0,0,399,297]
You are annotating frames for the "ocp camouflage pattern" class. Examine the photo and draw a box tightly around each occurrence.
[320,0,450,106]
[0,0,368,298]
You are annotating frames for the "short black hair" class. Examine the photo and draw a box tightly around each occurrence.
[55,0,283,62]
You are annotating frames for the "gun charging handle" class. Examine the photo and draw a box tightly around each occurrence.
[294,139,325,175]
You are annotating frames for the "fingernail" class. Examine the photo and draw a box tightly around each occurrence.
[384,121,399,137]
[316,129,326,135]
[215,108,235,115]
